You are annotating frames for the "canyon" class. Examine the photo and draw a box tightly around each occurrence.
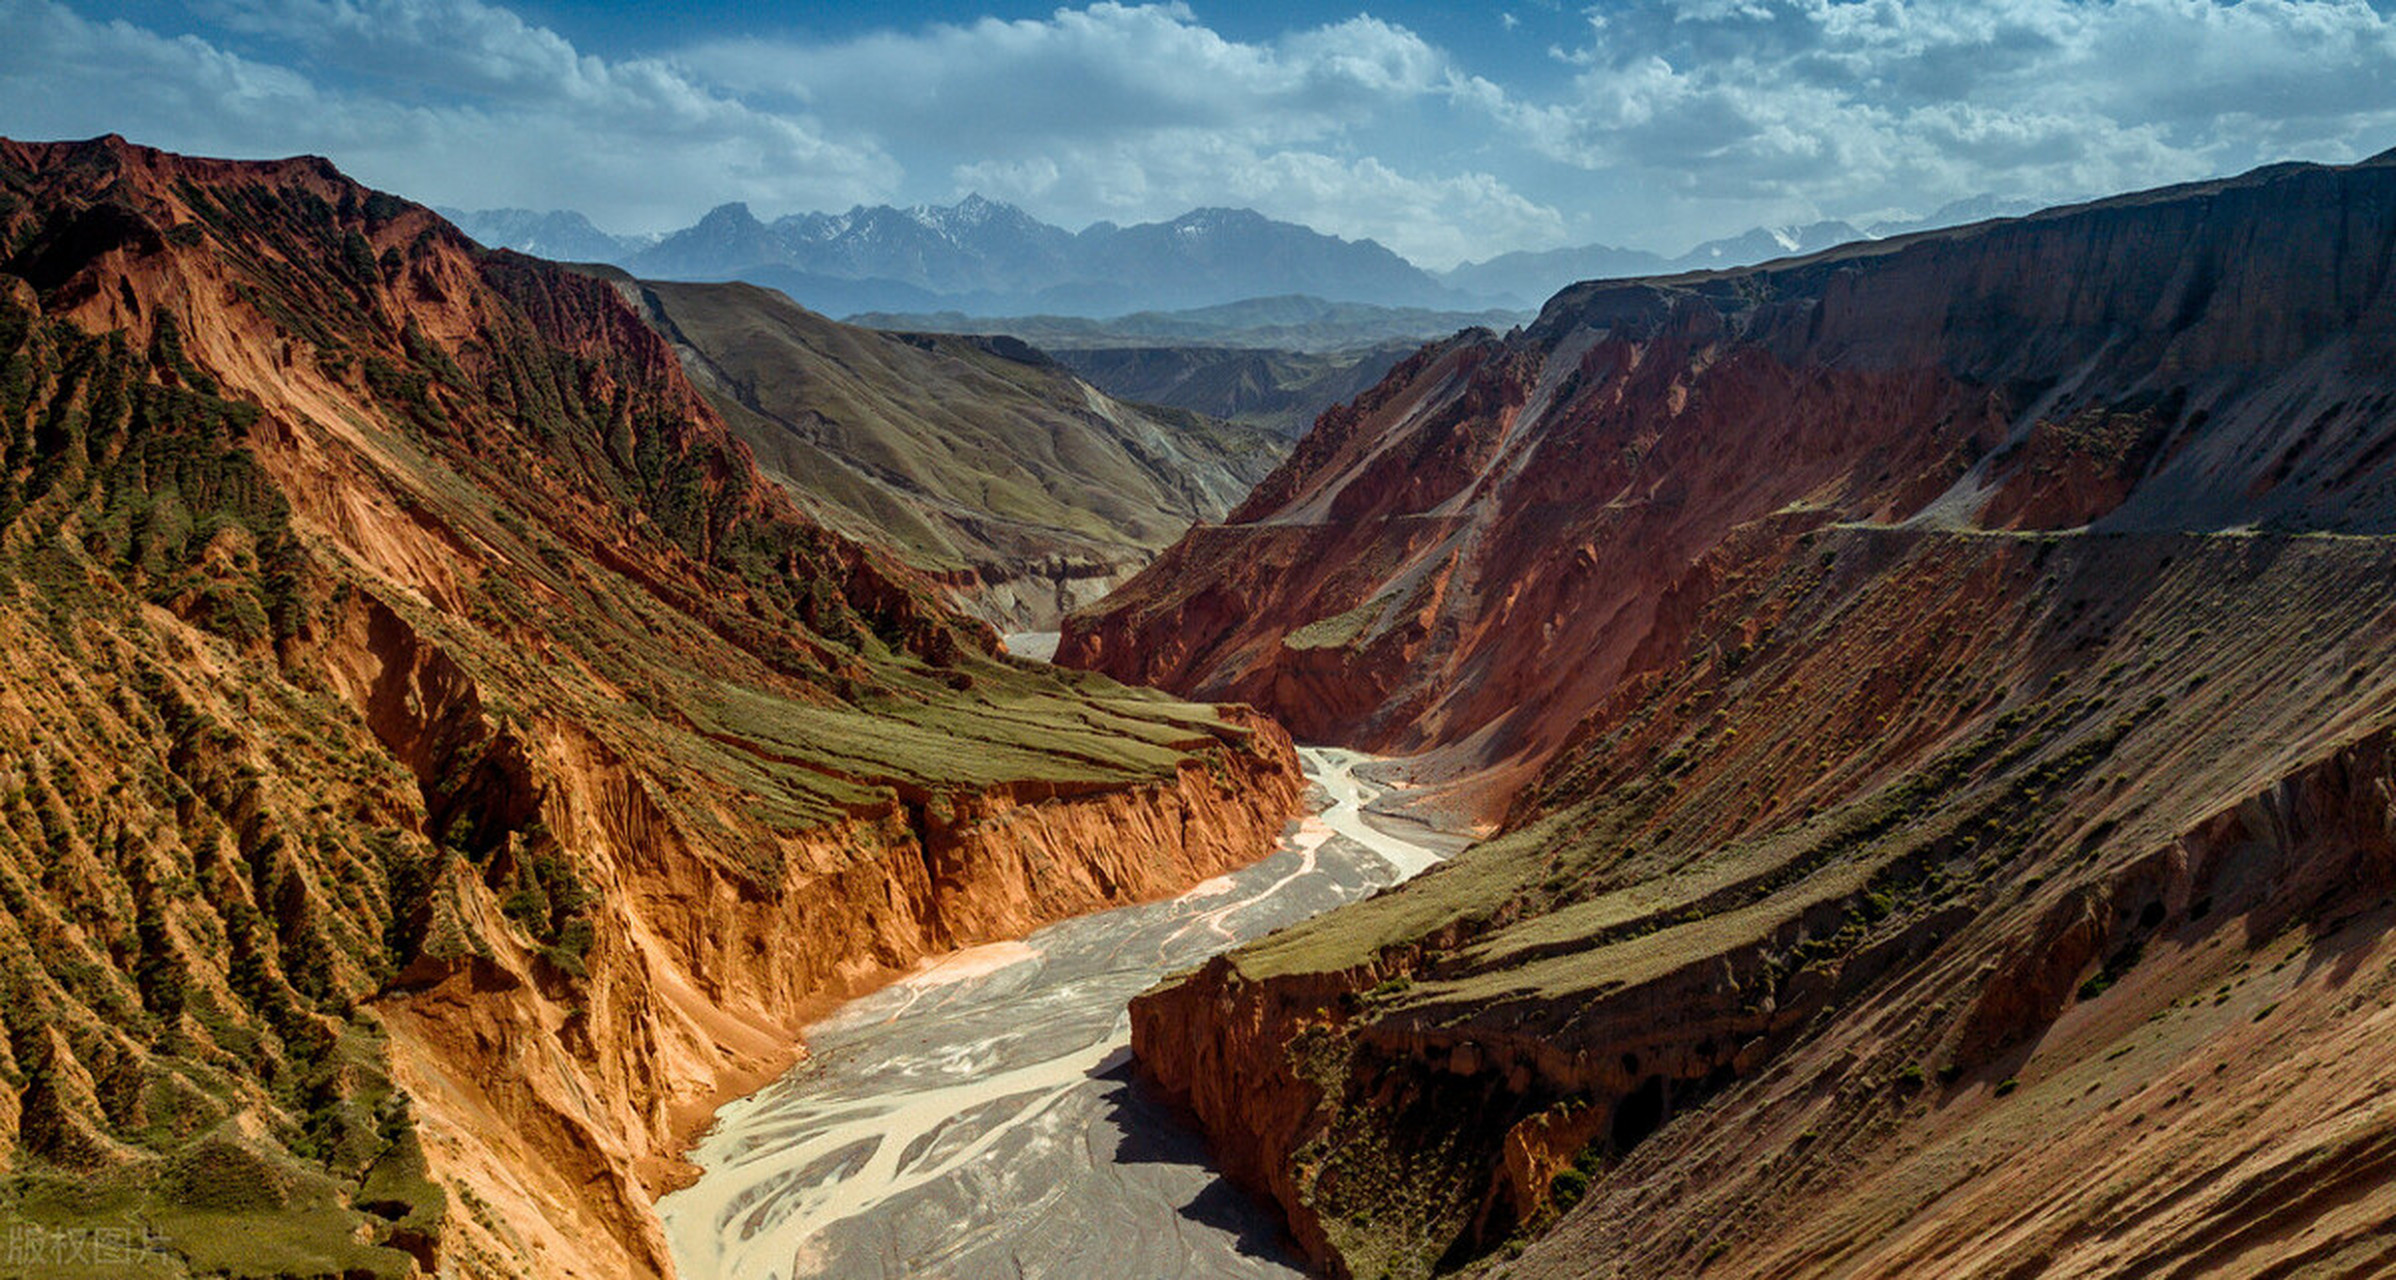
[0,135,1304,1279]
[1065,151,2396,1276]
[657,746,1457,1280]
[2,121,2393,1280]
[1065,149,2396,802]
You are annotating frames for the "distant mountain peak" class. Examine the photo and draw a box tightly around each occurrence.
[1441,218,1880,306]
[1169,207,1272,232]
[904,192,1032,238]
[697,201,759,227]
[1856,195,2049,240]
[471,194,1451,315]
[441,205,657,262]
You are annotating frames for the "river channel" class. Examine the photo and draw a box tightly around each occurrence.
[658,746,1459,1279]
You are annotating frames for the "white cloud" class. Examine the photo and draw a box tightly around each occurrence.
[1474,0,2396,241]
[683,2,1567,263]
[4,0,2393,264]
[0,0,898,229]
[956,136,1568,268]
[1219,152,1569,270]
[684,5,1450,158]
[0,0,1570,261]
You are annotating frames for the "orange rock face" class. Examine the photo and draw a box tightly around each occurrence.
[0,135,1302,1279]
[1110,153,2396,1278]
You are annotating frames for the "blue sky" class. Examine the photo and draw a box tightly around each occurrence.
[5,1,2395,267]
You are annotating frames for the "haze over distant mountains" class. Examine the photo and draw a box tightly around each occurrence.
[434,206,660,264]
[445,192,2040,319]
[1438,195,2045,305]
[448,197,1447,317]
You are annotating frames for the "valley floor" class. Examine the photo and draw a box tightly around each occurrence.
[657,748,1456,1279]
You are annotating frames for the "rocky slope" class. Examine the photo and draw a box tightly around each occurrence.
[1087,152,2396,1275]
[0,134,1302,1279]
[605,275,1285,630]
[1064,150,2396,805]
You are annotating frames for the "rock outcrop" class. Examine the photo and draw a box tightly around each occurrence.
[0,135,1301,1279]
[1106,153,2396,1276]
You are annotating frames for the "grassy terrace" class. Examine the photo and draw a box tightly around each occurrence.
[426,520,1255,834]
[1223,523,2396,1015]
[667,662,1246,822]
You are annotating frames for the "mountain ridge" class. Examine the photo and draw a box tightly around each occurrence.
[1434,219,1873,308]
[432,206,656,264]
[589,195,1456,315]
[588,270,1291,629]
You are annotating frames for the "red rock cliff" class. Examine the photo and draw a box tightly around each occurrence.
[1117,152,2396,1278]
[1062,150,2396,813]
[0,134,1302,1279]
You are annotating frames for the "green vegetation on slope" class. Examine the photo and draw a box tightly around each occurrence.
[612,276,1286,625]
[1049,343,1418,439]
[1167,524,2396,1278]
[0,280,437,1278]
[0,137,1295,1278]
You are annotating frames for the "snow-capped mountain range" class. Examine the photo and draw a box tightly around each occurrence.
[445,194,2041,319]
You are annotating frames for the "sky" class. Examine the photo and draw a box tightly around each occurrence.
[4,1,2395,269]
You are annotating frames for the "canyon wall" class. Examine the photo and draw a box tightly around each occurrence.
[0,135,1300,1279]
[1062,150,2396,809]
[1103,152,2396,1276]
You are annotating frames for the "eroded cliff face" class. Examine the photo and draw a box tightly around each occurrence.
[0,135,1302,1279]
[371,678,1300,1280]
[1116,152,2396,1278]
[1062,151,2396,814]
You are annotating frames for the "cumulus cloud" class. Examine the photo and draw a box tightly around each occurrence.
[0,0,897,229]
[675,2,1562,261]
[2,0,2392,263]
[955,136,1568,268]
[688,4,1449,151]
[1480,0,2396,234]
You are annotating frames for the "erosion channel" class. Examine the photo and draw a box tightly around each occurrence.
[659,747,1462,1278]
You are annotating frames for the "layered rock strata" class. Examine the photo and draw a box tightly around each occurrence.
[1102,152,2396,1277]
[1063,150,2396,806]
